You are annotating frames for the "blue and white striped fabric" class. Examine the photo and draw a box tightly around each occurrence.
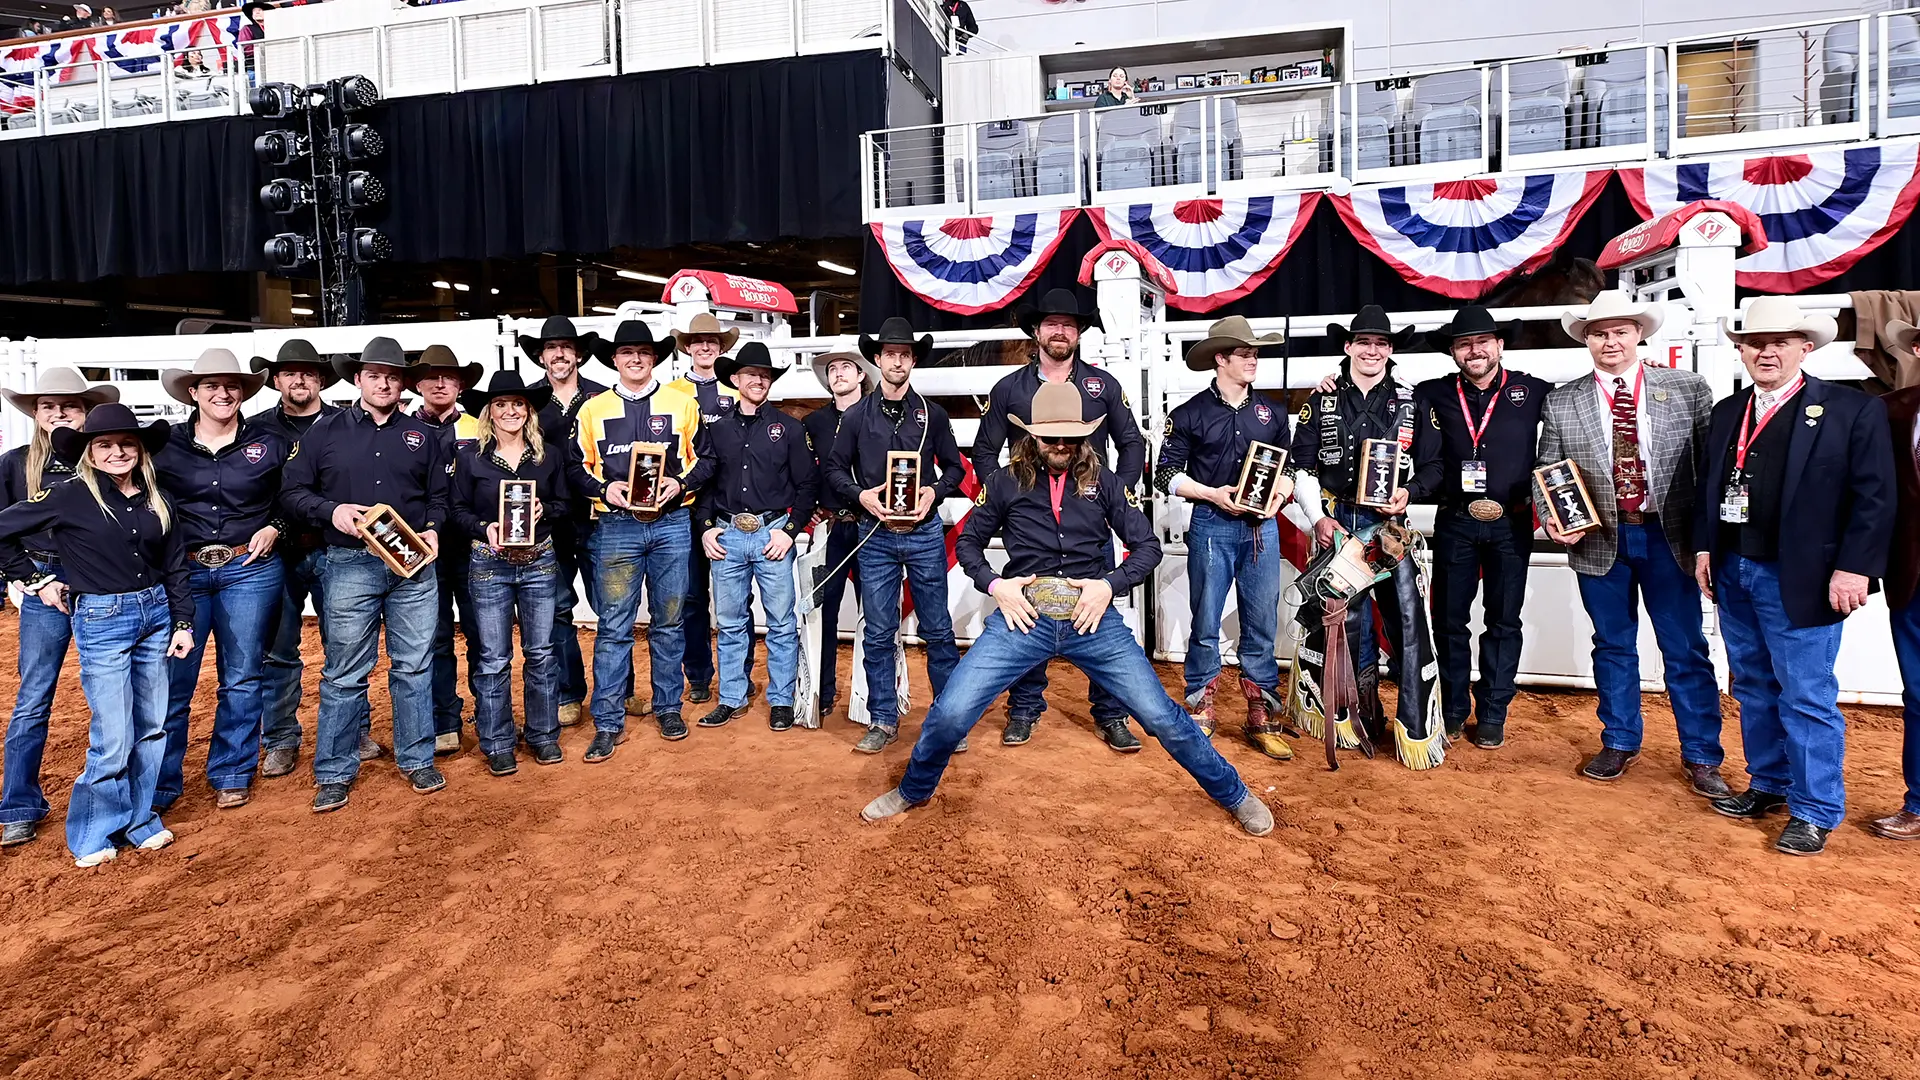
[870,211,1079,315]
[1085,195,1321,312]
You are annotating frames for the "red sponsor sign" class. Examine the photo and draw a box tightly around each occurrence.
[662,270,798,314]
[1597,200,1768,269]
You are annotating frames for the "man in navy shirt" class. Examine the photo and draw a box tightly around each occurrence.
[525,316,605,728]
[801,349,878,719]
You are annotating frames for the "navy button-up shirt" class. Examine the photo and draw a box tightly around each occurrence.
[802,401,858,511]
[154,419,293,549]
[1155,381,1293,519]
[957,464,1161,596]
[696,406,818,537]
[450,440,572,544]
[0,476,193,627]
[280,403,451,545]
[972,358,1147,488]
[825,390,966,525]
[0,446,75,558]
[1411,370,1551,512]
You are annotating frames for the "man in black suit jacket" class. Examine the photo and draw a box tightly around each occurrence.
[1692,297,1895,857]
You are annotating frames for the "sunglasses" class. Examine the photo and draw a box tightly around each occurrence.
[1037,435,1085,447]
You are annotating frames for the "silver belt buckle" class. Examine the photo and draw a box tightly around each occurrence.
[732,513,764,533]
[1022,576,1082,619]
[193,544,236,568]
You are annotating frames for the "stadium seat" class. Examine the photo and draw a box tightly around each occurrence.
[1410,68,1483,163]
[1888,15,1920,119]
[1095,106,1163,193]
[973,119,1029,202]
[1506,60,1570,155]
[1033,113,1080,198]
[1821,20,1860,124]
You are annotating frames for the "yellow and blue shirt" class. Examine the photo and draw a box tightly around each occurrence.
[569,380,711,514]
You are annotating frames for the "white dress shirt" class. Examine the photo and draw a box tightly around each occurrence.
[1591,361,1658,512]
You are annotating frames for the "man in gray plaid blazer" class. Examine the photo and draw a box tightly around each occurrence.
[1537,291,1726,795]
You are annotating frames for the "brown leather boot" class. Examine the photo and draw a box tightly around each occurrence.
[1186,677,1218,737]
[1241,677,1292,759]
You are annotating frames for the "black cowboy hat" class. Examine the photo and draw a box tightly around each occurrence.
[1426,305,1520,353]
[1327,305,1420,350]
[50,402,170,464]
[333,336,415,382]
[459,369,554,416]
[591,319,677,364]
[517,315,602,365]
[717,340,784,390]
[411,344,483,389]
[1017,287,1102,337]
[858,316,932,363]
[250,337,341,388]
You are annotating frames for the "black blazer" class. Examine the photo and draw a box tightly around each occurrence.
[1693,375,1896,628]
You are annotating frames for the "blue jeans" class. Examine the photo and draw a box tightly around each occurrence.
[551,517,595,706]
[815,519,861,708]
[315,547,439,785]
[899,609,1248,809]
[1893,595,1920,816]
[67,586,173,858]
[1715,556,1848,829]
[589,510,691,731]
[468,544,560,754]
[1183,504,1282,697]
[712,517,800,707]
[1575,519,1724,765]
[157,554,285,805]
[431,553,481,735]
[263,545,370,752]
[1,559,71,825]
[1006,541,1128,725]
[855,517,959,732]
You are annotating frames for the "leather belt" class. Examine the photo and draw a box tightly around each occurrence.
[189,544,239,568]
[1621,510,1654,526]
[26,549,58,565]
[472,537,553,566]
[833,509,859,523]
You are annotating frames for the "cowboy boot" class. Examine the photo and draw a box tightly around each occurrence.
[1241,676,1292,760]
[1186,677,1218,738]
[1355,665,1386,751]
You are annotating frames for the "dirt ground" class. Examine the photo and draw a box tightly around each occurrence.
[1,616,1918,1080]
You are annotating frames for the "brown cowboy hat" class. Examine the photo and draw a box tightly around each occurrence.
[2,366,119,416]
[410,344,483,388]
[161,348,268,405]
[1009,382,1104,439]
[672,312,740,355]
[1183,315,1284,371]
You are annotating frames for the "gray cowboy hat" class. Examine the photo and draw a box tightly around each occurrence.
[250,337,342,388]
[161,348,268,406]
[50,401,170,464]
[2,366,120,416]
[334,336,415,381]
[810,349,879,394]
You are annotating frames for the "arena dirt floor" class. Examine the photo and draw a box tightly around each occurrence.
[1,617,1918,1080]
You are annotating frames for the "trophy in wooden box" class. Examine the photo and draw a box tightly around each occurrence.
[627,442,669,515]
[1533,459,1602,536]
[498,479,537,547]
[1355,438,1402,509]
[356,503,435,578]
[1230,441,1289,514]
[883,450,921,524]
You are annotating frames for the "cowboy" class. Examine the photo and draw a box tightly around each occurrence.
[860,383,1273,837]
[0,368,118,849]
[801,349,880,719]
[695,342,818,731]
[1155,315,1294,757]
[1287,305,1444,770]
[1536,291,1725,790]
[972,287,1146,752]
[1416,304,1552,750]
[411,345,485,756]
[566,319,710,752]
[279,337,452,813]
[670,312,746,708]
[152,349,292,814]
[1870,319,1920,842]
[824,317,967,754]
[524,315,605,729]
[1694,297,1895,856]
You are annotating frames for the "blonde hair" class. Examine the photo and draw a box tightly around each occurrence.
[24,427,54,494]
[475,397,545,464]
[75,440,171,533]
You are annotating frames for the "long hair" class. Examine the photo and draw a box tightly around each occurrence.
[24,426,55,493]
[75,442,171,532]
[1008,434,1100,493]
[475,399,545,464]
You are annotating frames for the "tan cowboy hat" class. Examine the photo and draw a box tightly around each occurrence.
[1561,290,1664,342]
[2,366,119,416]
[1885,318,1920,351]
[810,349,879,394]
[1724,296,1837,350]
[672,312,740,355]
[161,348,267,406]
[1009,382,1105,440]
[1184,315,1284,371]
[411,344,483,388]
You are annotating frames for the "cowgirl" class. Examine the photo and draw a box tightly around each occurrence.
[0,368,119,849]
[0,404,194,866]
[449,371,569,775]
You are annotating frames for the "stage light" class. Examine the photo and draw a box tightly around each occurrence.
[431,280,452,289]
[591,305,618,314]
[350,228,391,265]
[490,288,500,295]
[264,232,312,269]
[259,178,313,214]
[327,74,382,112]
[253,129,307,166]
[452,283,470,292]
[248,81,303,119]
[335,122,384,161]
[617,270,670,284]
[817,259,857,276]
[342,170,386,209]
[290,306,315,316]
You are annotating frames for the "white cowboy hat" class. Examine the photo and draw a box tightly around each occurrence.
[1724,296,1837,350]
[161,348,267,406]
[1560,290,1664,342]
[1,366,119,416]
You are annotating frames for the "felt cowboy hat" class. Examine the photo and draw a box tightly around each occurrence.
[1183,315,1284,371]
[672,312,740,355]
[591,319,677,364]
[1725,296,1837,350]
[161,348,268,406]
[1017,287,1102,336]
[1560,290,1664,342]
[50,401,170,464]
[859,317,933,363]
[1328,305,1420,350]
[2,366,119,416]
[459,369,553,416]
[810,348,880,394]
[333,335,415,382]
[250,338,341,388]
[717,340,786,390]
[1884,318,1920,351]
[517,315,601,364]
[1009,381,1104,440]
[1427,305,1520,353]
[410,344,483,388]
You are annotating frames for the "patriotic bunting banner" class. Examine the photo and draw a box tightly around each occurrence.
[1,16,242,114]
[1333,171,1611,299]
[1621,142,1920,291]
[871,210,1080,316]
[1085,195,1321,313]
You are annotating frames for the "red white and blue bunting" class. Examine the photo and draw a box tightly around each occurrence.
[1,16,243,113]
[1621,142,1920,292]
[870,210,1080,316]
[1332,171,1611,300]
[1085,195,1321,313]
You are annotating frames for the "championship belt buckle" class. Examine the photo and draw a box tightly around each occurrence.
[1022,576,1082,619]
[1467,499,1505,522]
[192,543,237,568]
[630,507,663,524]
[732,513,764,534]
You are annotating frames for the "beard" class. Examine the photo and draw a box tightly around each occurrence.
[1040,337,1075,362]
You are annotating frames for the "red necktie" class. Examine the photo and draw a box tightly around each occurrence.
[1611,377,1647,516]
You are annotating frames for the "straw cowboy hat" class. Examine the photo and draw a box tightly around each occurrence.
[411,344,483,388]
[717,341,787,390]
[2,367,119,416]
[1018,288,1102,336]
[161,348,267,405]
[333,336,415,382]
[1426,305,1520,353]
[592,319,677,364]
[1009,382,1105,440]
[673,312,740,355]
[1561,290,1665,342]
[250,338,341,388]
[50,402,170,464]
[1184,315,1284,371]
[1725,296,1837,350]
[859,317,933,363]
[810,348,880,394]
[459,369,553,416]
[517,315,600,364]
[1327,304,1419,350]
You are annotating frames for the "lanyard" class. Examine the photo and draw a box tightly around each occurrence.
[1454,370,1506,458]
[1594,365,1644,415]
[1733,381,1799,476]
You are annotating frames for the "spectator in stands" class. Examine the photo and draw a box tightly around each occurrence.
[61,5,100,28]
[239,1,268,43]
[941,0,977,48]
[99,7,120,24]
[1095,67,1140,108]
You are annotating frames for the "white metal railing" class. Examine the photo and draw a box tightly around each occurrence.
[864,121,971,218]
[1878,9,1920,138]
[1668,14,1870,157]
[1499,45,1667,171]
[0,49,245,142]
[1349,62,1490,185]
